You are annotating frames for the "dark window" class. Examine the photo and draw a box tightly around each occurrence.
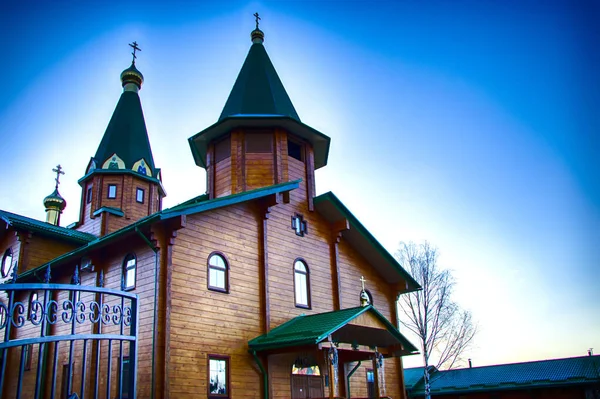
[208,355,230,398]
[288,139,303,161]
[136,188,145,203]
[86,186,93,204]
[366,369,375,398]
[24,344,32,371]
[122,254,136,291]
[291,214,308,237]
[208,253,228,293]
[214,136,231,163]
[1,248,13,278]
[107,184,117,199]
[246,132,273,153]
[121,356,131,398]
[294,259,310,308]
[28,292,38,320]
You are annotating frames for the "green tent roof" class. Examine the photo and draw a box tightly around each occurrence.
[0,209,96,245]
[93,90,157,176]
[220,42,299,121]
[406,356,600,396]
[248,305,418,354]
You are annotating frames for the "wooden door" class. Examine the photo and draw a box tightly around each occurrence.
[291,375,324,398]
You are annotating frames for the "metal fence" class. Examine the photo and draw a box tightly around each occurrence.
[0,283,139,399]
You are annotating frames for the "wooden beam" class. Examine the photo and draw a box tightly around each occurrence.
[373,356,381,399]
[306,146,316,211]
[330,219,349,310]
[206,143,215,199]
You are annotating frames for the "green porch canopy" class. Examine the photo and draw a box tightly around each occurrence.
[248,305,418,355]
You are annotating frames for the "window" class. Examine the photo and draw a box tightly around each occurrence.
[288,139,303,161]
[291,214,308,237]
[208,355,229,397]
[366,369,375,398]
[246,131,273,153]
[136,188,145,203]
[1,249,13,278]
[86,186,93,204]
[121,356,132,398]
[208,253,228,293]
[28,292,38,320]
[214,136,231,163]
[107,184,117,199]
[122,254,136,291]
[23,344,32,371]
[294,259,310,308]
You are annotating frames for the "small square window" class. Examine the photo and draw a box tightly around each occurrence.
[291,214,308,237]
[136,188,145,204]
[208,355,230,398]
[86,186,93,204]
[288,139,303,161]
[107,184,117,199]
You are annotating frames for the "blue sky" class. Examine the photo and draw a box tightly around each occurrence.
[1,1,598,368]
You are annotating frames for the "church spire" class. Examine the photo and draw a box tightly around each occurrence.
[43,165,67,226]
[76,43,165,236]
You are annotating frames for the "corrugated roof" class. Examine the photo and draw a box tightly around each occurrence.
[248,305,418,353]
[0,209,96,244]
[407,356,600,396]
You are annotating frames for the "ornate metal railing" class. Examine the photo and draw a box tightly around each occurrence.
[0,283,139,399]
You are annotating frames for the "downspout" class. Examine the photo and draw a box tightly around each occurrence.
[346,361,362,399]
[134,226,159,399]
[251,350,269,399]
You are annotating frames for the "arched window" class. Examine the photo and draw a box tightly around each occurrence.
[28,292,38,320]
[293,259,310,308]
[208,253,228,293]
[1,248,13,278]
[122,254,137,291]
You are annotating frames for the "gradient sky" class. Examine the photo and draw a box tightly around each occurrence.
[1,1,598,369]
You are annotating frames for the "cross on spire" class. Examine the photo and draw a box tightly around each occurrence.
[254,12,261,30]
[360,276,366,291]
[52,164,65,190]
[129,41,141,64]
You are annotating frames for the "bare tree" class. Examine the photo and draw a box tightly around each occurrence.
[396,241,477,399]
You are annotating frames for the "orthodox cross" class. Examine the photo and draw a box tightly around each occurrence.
[360,276,366,291]
[129,41,141,63]
[52,164,65,190]
[254,12,261,29]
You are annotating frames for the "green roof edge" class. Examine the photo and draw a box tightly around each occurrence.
[93,206,124,217]
[18,180,300,282]
[314,192,421,292]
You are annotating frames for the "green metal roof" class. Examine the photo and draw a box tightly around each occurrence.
[18,180,300,282]
[314,192,420,292]
[406,356,600,396]
[93,90,157,176]
[93,206,124,217]
[188,34,331,170]
[0,209,96,245]
[220,42,299,122]
[248,305,418,354]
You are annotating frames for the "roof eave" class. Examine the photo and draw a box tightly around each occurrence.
[313,192,421,292]
[78,169,167,196]
[188,115,331,170]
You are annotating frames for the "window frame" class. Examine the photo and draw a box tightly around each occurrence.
[1,248,13,278]
[136,188,145,204]
[287,138,304,162]
[207,354,231,398]
[291,214,308,237]
[122,254,137,291]
[86,186,93,204]
[207,252,229,293]
[366,368,375,398]
[293,259,311,309]
[107,184,117,199]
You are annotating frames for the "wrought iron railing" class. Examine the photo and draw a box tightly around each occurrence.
[0,283,139,399]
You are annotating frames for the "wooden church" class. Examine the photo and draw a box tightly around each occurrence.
[0,19,420,399]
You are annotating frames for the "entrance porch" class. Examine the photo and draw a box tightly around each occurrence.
[248,305,419,399]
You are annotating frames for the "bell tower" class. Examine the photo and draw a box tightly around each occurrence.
[76,43,166,236]
[188,18,330,210]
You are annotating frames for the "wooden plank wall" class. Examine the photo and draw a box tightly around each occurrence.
[168,204,263,398]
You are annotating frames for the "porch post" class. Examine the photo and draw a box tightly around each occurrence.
[372,356,381,399]
[329,360,335,399]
